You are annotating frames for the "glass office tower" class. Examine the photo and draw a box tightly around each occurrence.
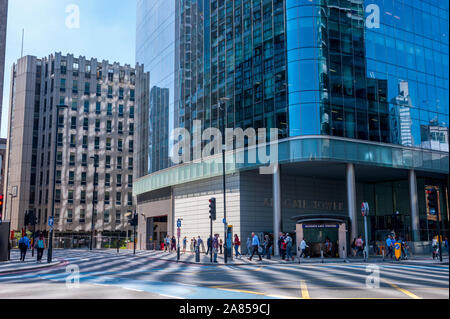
[137,0,448,172]
[135,0,448,252]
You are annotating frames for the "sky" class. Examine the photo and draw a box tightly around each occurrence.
[1,0,136,137]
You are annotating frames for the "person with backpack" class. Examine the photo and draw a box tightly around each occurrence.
[18,233,30,262]
[234,234,241,258]
[35,233,46,263]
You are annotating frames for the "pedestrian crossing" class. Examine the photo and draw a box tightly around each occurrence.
[1,249,448,299]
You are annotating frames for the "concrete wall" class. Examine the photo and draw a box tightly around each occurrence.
[173,173,241,248]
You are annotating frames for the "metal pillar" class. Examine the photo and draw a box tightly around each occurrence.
[273,164,281,256]
[408,170,420,242]
[346,163,358,241]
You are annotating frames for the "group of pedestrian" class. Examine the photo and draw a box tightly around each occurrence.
[385,234,409,260]
[278,232,294,261]
[18,232,46,263]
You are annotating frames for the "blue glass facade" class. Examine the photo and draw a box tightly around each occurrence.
[136,0,449,175]
[287,0,448,150]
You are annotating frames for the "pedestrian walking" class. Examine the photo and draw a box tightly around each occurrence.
[199,236,205,253]
[432,236,439,259]
[165,235,170,253]
[234,234,242,258]
[351,238,357,256]
[212,234,219,263]
[219,238,223,254]
[285,233,294,261]
[444,237,449,255]
[278,232,285,259]
[355,235,364,257]
[18,233,30,262]
[263,235,271,259]
[246,237,252,256]
[298,238,309,260]
[190,237,194,254]
[206,235,212,255]
[170,236,177,252]
[182,236,187,254]
[197,236,204,253]
[35,233,46,263]
[385,235,394,259]
[248,232,262,261]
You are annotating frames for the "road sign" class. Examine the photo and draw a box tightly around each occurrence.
[177,219,182,228]
[223,218,227,224]
[177,227,181,238]
[48,216,54,227]
[430,208,436,215]
[361,202,369,216]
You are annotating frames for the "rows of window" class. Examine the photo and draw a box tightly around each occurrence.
[59,78,135,101]
[54,189,133,207]
[55,152,134,170]
[54,208,133,225]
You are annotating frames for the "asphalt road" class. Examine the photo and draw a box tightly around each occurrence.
[0,250,448,299]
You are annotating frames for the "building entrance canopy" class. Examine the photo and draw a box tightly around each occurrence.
[134,136,448,196]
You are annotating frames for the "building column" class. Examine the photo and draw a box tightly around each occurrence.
[273,164,281,256]
[408,169,420,242]
[346,163,358,241]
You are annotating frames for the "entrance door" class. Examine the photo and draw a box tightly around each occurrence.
[302,224,340,257]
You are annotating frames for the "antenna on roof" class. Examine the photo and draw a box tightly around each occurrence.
[21,28,24,58]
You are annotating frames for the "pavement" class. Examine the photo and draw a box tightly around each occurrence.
[0,249,448,299]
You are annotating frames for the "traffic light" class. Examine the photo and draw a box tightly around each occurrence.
[24,211,30,226]
[209,197,216,221]
[30,211,37,226]
[0,194,3,221]
[128,213,138,226]
[426,188,438,214]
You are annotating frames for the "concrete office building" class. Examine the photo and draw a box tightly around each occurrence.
[3,53,149,240]
[134,0,448,255]
[0,0,7,131]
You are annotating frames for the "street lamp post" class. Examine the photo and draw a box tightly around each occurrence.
[90,156,98,250]
[218,97,230,264]
[48,104,68,263]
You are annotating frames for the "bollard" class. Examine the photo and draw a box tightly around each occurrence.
[382,248,385,261]
[343,246,347,263]
[195,246,200,263]
[321,250,324,263]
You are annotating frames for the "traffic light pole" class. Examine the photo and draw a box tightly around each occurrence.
[133,211,137,255]
[210,216,213,263]
[436,189,443,262]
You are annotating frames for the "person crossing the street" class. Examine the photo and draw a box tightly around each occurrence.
[248,232,262,261]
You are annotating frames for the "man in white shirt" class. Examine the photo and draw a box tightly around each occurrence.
[298,238,309,260]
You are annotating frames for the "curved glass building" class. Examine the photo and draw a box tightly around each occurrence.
[135,0,448,256]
